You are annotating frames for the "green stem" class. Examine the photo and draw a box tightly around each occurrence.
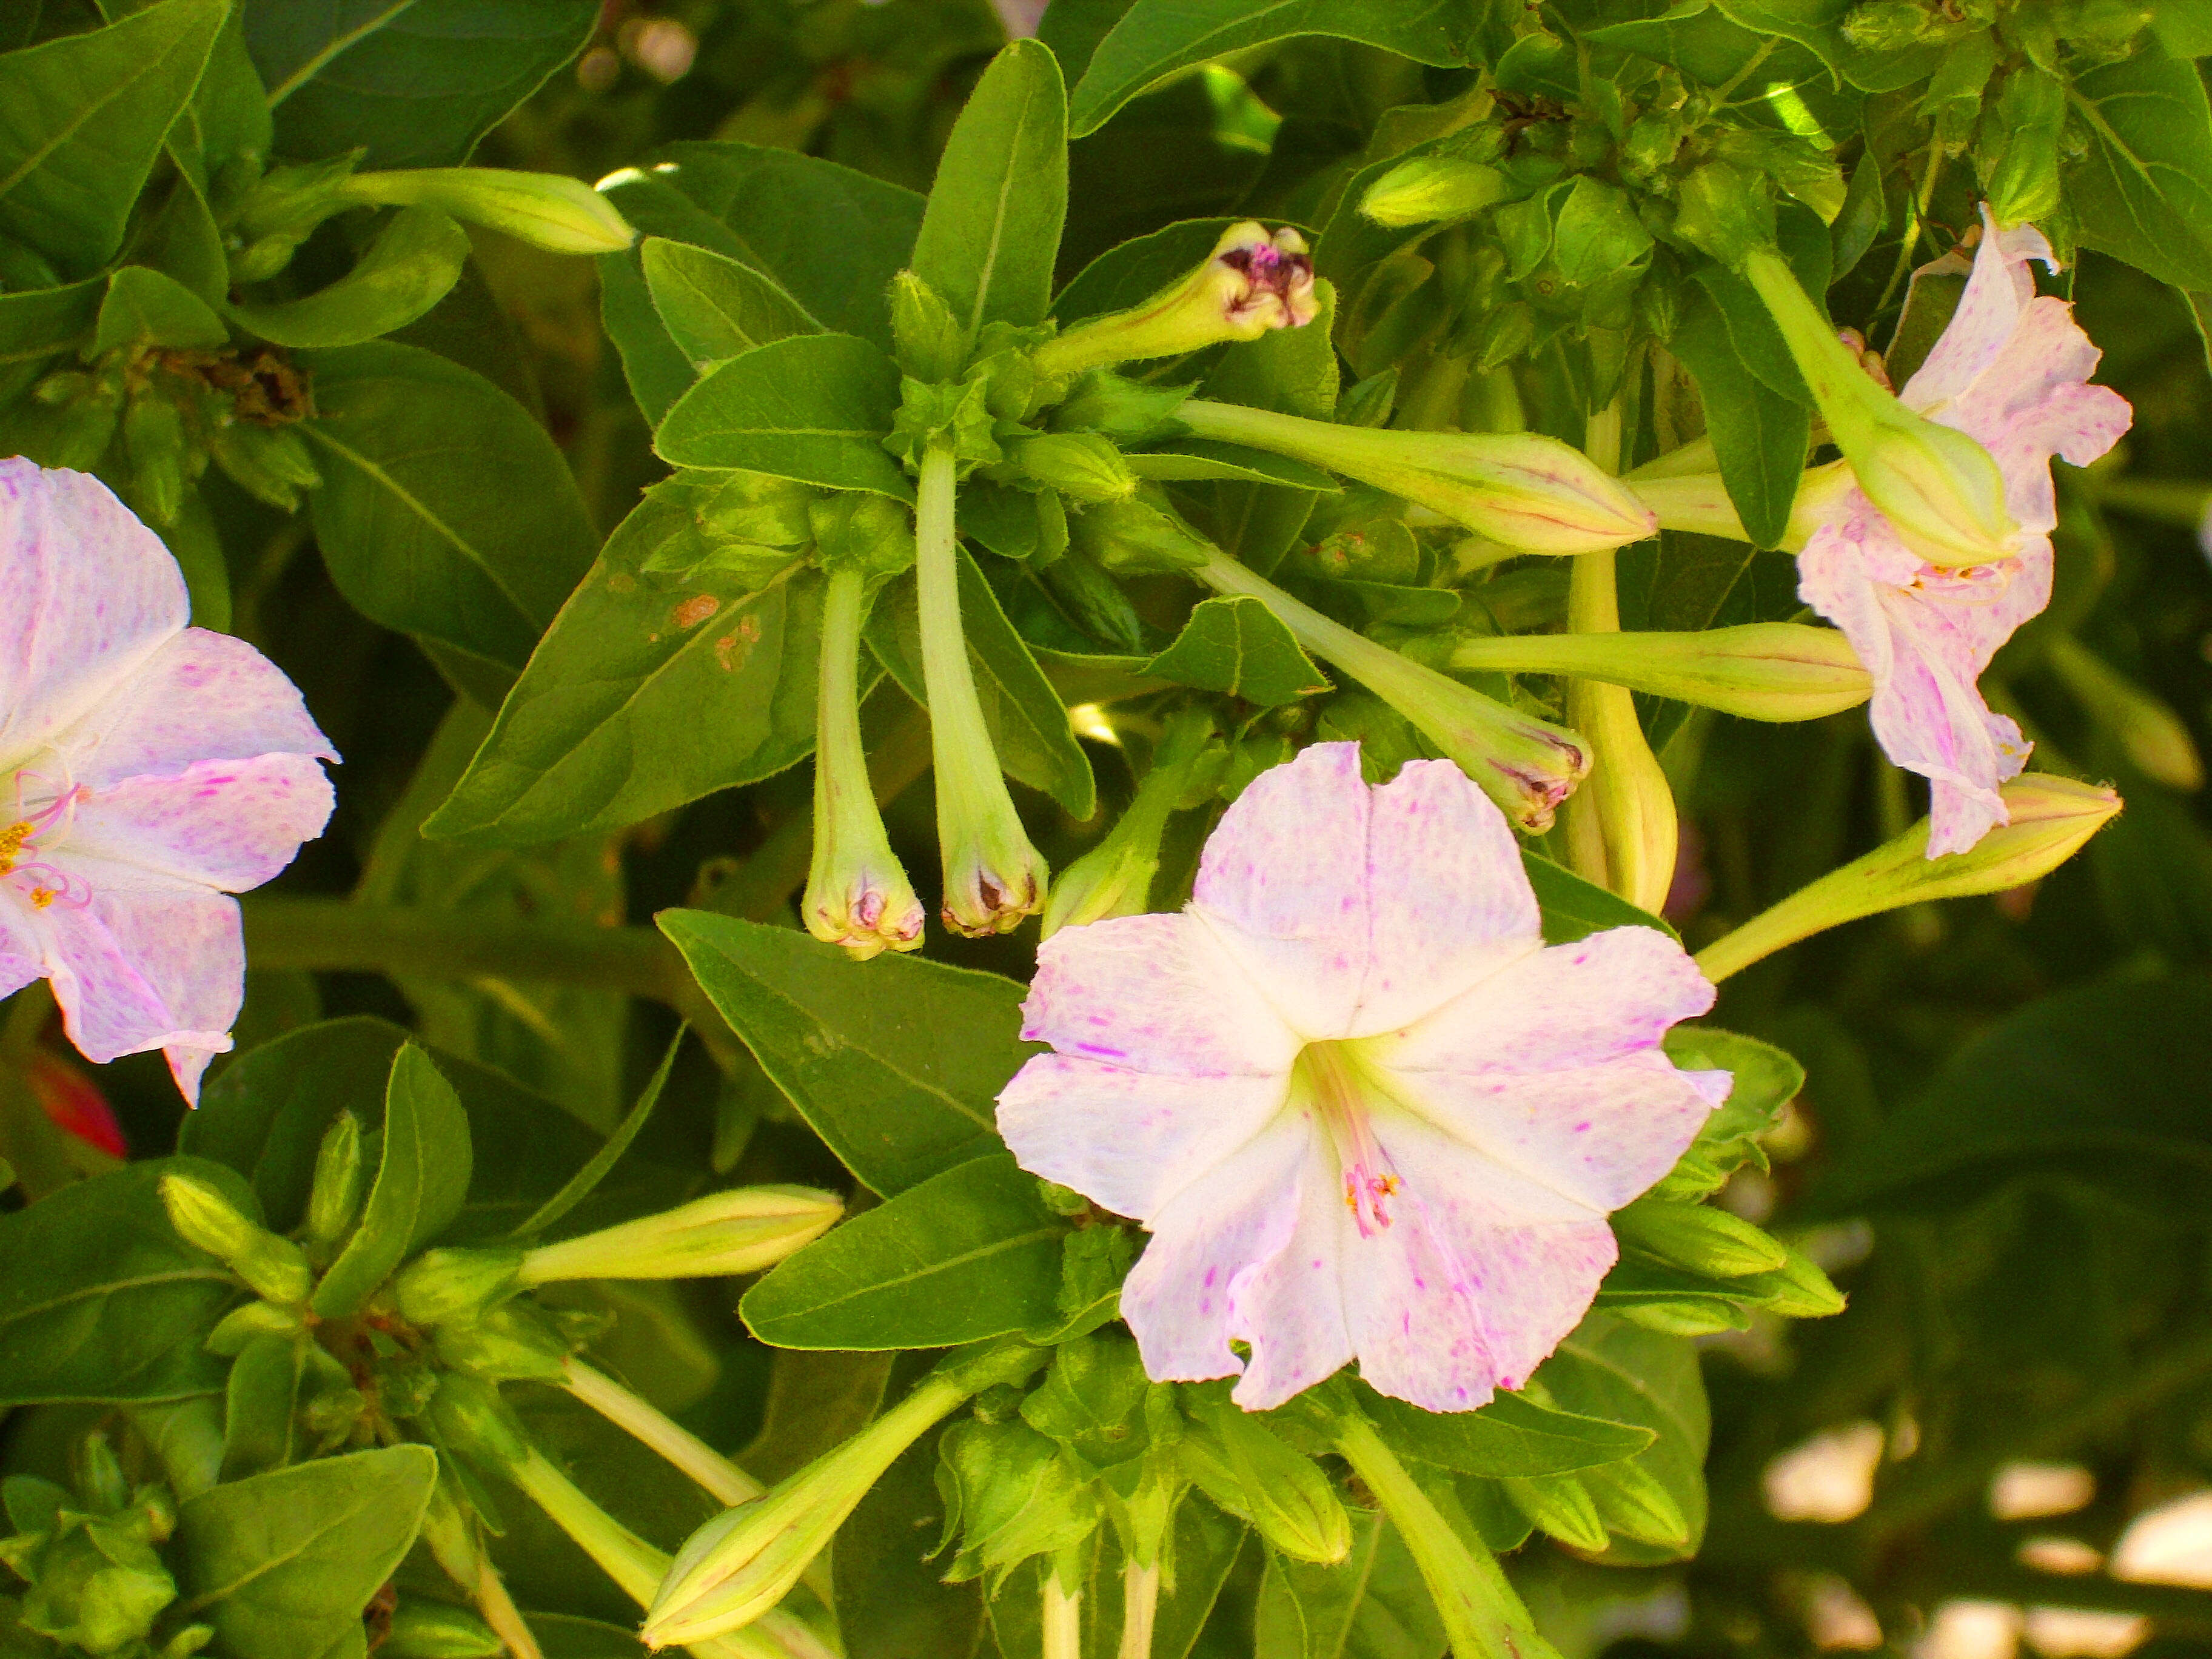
[1741,248,1885,436]
[1117,1558,1158,1659]
[564,1359,759,1507]
[1042,1550,1085,1659]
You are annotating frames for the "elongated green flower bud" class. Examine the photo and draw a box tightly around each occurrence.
[394,1247,527,1327]
[1452,622,1871,722]
[1695,773,2123,982]
[381,1601,504,1658]
[1359,156,1509,228]
[1177,400,1655,556]
[803,566,926,959]
[338,169,635,254]
[1612,1198,1790,1278]
[1502,1473,1609,1553]
[1032,223,1316,380]
[1199,551,1590,832]
[644,1342,1047,1646]
[517,1187,840,1287]
[915,440,1051,935]
[304,1111,365,1250]
[159,1173,311,1305]
[1578,1456,1692,1549]
[1042,711,1216,938]
[891,270,968,382]
[1737,244,2016,566]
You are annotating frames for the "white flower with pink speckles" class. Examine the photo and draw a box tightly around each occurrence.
[996,742,1726,1413]
[0,460,337,1102]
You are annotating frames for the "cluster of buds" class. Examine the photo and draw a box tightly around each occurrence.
[0,1434,198,1659]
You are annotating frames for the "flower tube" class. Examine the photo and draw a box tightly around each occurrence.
[1031,223,1317,380]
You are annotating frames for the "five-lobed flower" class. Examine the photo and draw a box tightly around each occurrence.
[0,460,336,1101]
[997,742,1729,1414]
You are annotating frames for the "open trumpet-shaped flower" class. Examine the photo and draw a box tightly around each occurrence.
[996,743,1725,1413]
[1797,209,2131,856]
[0,460,336,1101]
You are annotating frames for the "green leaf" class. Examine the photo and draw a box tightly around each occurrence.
[0,275,102,395]
[866,548,1098,817]
[304,341,598,671]
[423,478,822,845]
[1069,0,1479,136]
[741,1153,1065,1349]
[1141,595,1331,705]
[1653,1027,1803,1200]
[220,1333,306,1482]
[654,333,911,500]
[1535,1313,1709,1565]
[91,265,226,357]
[312,1044,474,1319]
[1669,269,1811,551]
[1255,1512,1446,1659]
[527,1615,652,1658]
[1521,852,1677,945]
[230,206,470,349]
[659,910,1034,1195]
[2066,41,2212,290]
[0,1158,244,1405]
[640,238,820,371]
[506,1030,680,1240]
[246,0,599,170]
[1810,975,2212,1218]
[175,1445,437,1659]
[0,0,226,272]
[1359,1386,1655,1478]
[913,39,1068,338]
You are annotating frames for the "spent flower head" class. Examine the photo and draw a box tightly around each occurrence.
[1031,223,1317,380]
[0,461,336,1100]
[997,743,1726,1413]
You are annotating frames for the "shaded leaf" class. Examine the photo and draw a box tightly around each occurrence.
[654,333,911,500]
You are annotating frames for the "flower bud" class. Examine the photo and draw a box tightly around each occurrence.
[1178,1396,1350,1565]
[1696,773,2123,982]
[1578,1455,1692,1549]
[1502,1473,1609,1552]
[805,565,926,959]
[645,1342,1047,1646]
[1010,432,1136,503]
[207,421,321,515]
[1738,246,2017,566]
[304,1111,365,1250]
[204,1299,305,1356]
[891,270,967,383]
[1067,486,1214,575]
[381,1601,504,1658]
[1452,622,1872,722]
[1612,1198,1790,1278]
[517,1186,842,1286]
[432,1301,574,1385]
[1042,711,1217,938]
[1031,222,1316,379]
[159,1173,311,1305]
[121,394,187,526]
[338,168,636,255]
[394,1247,526,1327]
[1036,548,1145,654]
[1359,156,1509,228]
[1177,400,1655,556]
[1755,1247,1848,1318]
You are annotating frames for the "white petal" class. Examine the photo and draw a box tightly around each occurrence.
[1019,910,1299,1078]
[1903,208,2047,413]
[33,887,241,1094]
[1223,1148,1356,1410]
[1119,1117,1314,1386]
[56,628,338,789]
[61,756,335,893]
[996,1054,1290,1221]
[0,462,186,769]
[1379,927,1715,1076]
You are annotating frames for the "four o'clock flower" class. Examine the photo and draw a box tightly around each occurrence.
[0,460,335,1101]
[996,743,1727,1413]
[1795,210,2131,856]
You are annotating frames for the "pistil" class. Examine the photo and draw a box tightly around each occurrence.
[1296,1042,1400,1238]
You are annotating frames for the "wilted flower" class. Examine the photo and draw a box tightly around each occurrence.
[997,743,1726,1413]
[1795,211,2131,855]
[1032,223,1317,379]
[0,461,336,1101]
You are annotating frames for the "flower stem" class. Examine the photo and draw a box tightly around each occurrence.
[1043,1550,1085,1659]
[418,1480,546,1659]
[1195,550,1589,832]
[1117,1558,1159,1659]
[564,1359,759,1506]
[1330,1413,1564,1659]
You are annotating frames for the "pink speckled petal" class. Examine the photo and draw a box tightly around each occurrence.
[31,885,241,1101]
[1347,1123,1618,1409]
[58,629,338,789]
[1222,1149,1355,1410]
[0,903,42,1004]
[1120,1116,1313,1386]
[1379,1053,1721,1217]
[1380,927,1715,1078]
[0,461,187,767]
[1904,208,2051,412]
[1190,744,1547,1041]
[1189,743,1375,1039]
[1019,911,1300,1078]
[997,1054,1291,1220]
[62,756,335,893]
[1350,757,1544,1037]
